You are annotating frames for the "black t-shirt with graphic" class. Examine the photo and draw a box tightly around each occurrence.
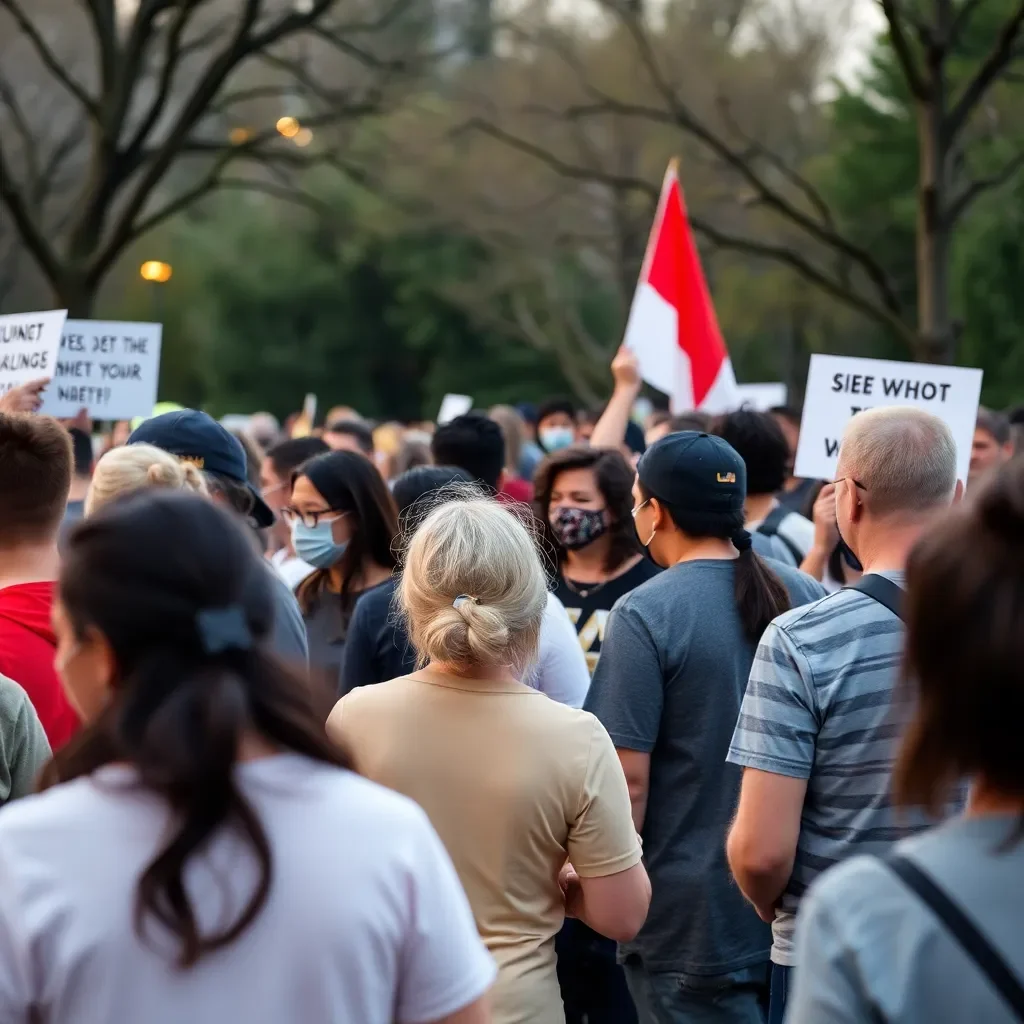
[554,557,662,675]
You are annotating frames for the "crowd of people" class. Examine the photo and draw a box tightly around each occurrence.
[0,350,1020,1024]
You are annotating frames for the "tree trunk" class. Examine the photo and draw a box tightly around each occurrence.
[53,275,97,319]
[915,12,955,365]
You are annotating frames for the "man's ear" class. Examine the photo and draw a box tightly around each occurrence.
[497,469,507,493]
[953,479,965,505]
[650,496,669,532]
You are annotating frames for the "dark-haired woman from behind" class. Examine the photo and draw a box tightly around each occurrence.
[787,462,1024,1024]
[0,491,493,1024]
[583,432,824,1022]
[285,450,399,690]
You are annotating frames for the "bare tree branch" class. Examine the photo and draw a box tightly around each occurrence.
[948,0,987,48]
[947,0,1024,139]
[0,140,64,286]
[0,0,99,116]
[947,147,1024,223]
[878,0,929,99]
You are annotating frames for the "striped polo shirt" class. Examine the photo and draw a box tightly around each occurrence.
[727,571,945,966]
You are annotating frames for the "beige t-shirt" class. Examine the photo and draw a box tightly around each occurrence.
[328,670,642,1024]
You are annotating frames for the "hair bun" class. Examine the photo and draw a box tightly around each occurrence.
[146,461,180,487]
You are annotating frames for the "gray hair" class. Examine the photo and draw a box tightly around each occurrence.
[838,407,958,517]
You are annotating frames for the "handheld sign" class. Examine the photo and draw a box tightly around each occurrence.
[40,320,162,420]
[794,354,983,485]
[736,382,787,412]
[437,393,473,424]
[0,309,67,397]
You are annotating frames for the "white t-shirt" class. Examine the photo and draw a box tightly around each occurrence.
[269,548,315,590]
[0,756,495,1024]
[522,593,591,708]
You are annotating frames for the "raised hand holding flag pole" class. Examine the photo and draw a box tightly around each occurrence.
[623,161,740,413]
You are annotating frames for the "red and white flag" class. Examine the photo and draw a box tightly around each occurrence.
[622,161,740,413]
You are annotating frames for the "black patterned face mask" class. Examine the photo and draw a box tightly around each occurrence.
[549,506,609,550]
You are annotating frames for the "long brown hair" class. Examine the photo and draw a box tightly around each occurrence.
[47,490,352,967]
[533,446,641,574]
[895,463,1024,836]
[293,450,399,616]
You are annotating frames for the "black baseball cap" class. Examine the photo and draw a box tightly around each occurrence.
[637,431,746,514]
[128,410,275,528]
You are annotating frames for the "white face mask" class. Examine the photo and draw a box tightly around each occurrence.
[539,426,575,453]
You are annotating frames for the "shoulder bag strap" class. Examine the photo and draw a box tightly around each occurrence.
[845,575,905,622]
[885,853,1024,1020]
[756,505,803,564]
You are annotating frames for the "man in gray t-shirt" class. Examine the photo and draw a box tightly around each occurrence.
[725,406,962,1024]
[584,430,824,1023]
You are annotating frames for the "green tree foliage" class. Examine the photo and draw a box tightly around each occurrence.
[144,191,575,419]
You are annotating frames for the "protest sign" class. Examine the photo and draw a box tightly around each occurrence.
[794,354,983,484]
[438,393,473,424]
[0,309,67,397]
[40,320,162,420]
[736,382,787,411]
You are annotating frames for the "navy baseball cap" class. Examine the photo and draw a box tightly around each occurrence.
[637,431,746,514]
[128,410,275,528]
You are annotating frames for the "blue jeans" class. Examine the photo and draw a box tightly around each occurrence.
[767,964,791,1024]
[557,920,638,1024]
[623,959,769,1024]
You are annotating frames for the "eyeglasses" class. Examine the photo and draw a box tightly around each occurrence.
[280,507,349,529]
[833,477,868,492]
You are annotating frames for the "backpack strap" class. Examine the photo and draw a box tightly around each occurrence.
[755,506,803,565]
[845,575,905,622]
[884,854,1024,1020]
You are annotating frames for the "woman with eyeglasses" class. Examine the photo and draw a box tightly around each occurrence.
[283,451,399,689]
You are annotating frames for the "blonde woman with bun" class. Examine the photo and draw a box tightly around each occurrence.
[85,444,208,516]
[328,497,650,1024]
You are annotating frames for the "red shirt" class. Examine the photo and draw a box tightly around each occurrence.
[0,582,79,749]
[499,476,534,505]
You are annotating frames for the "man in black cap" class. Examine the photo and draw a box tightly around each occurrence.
[129,410,308,666]
[583,432,823,1024]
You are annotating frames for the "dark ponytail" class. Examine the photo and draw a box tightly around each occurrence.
[730,529,792,644]
[641,482,791,645]
[46,491,351,968]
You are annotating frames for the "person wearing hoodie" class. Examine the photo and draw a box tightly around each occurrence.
[0,414,80,748]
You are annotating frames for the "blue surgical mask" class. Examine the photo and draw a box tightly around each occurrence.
[540,426,575,452]
[291,518,349,570]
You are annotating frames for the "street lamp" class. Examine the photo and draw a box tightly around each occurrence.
[140,260,173,283]
[293,127,313,147]
[276,115,301,138]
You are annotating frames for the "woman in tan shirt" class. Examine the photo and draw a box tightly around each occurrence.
[328,496,649,1024]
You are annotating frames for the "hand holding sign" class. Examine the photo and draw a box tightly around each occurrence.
[0,377,51,415]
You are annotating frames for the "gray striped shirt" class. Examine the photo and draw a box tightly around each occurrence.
[727,572,943,966]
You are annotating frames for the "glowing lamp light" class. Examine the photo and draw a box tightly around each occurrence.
[293,127,314,147]
[229,126,253,145]
[276,115,301,138]
[140,260,173,283]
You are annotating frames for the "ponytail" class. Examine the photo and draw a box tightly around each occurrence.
[731,529,791,643]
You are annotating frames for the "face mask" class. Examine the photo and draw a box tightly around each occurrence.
[550,507,608,550]
[291,518,349,570]
[540,426,575,452]
[631,499,657,553]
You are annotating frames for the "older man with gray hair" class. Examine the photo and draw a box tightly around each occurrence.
[724,407,963,1024]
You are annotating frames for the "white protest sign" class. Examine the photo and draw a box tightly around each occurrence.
[437,393,473,424]
[736,382,787,411]
[40,320,162,420]
[0,309,67,397]
[794,354,983,484]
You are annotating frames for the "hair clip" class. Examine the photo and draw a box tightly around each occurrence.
[453,594,480,610]
[196,606,252,655]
